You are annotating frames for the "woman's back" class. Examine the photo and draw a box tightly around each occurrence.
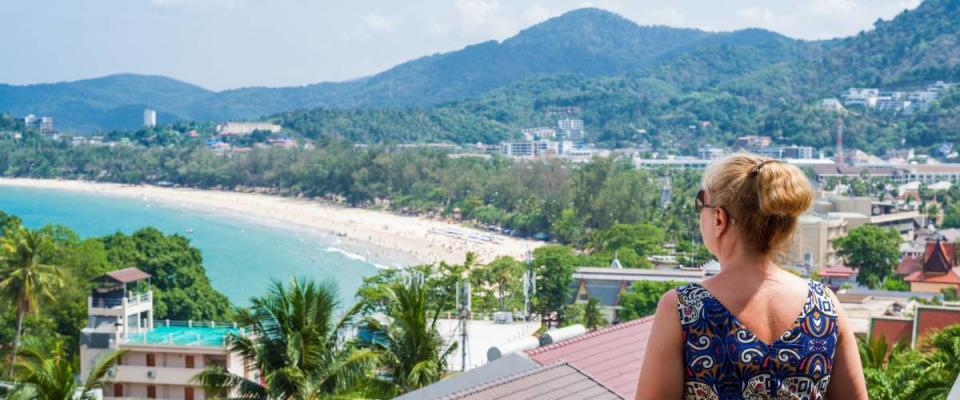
[635,153,866,399]
[677,277,837,399]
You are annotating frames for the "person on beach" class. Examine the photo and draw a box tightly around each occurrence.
[635,153,867,399]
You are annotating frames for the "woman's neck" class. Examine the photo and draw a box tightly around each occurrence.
[716,244,780,279]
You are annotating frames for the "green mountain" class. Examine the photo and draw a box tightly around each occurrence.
[0,74,213,131]
[0,8,813,132]
[2,0,959,141]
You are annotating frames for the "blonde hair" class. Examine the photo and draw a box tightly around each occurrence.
[702,153,813,254]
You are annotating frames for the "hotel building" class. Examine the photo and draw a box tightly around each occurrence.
[79,268,249,400]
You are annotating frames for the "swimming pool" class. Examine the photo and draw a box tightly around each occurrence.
[124,325,240,347]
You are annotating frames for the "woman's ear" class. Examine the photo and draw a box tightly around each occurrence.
[714,208,731,238]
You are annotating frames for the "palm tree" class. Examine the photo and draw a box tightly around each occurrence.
[0,227,64,371]
[7,337,125,400]
[364,275,457,395]
[909,325,960,400]
[193,277,379,399]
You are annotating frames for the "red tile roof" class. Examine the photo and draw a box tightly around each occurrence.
[904,267,960,284]
[897,255,922,276]
[526,317,654,399]
[923,240,956,274]
[819,264,857,278]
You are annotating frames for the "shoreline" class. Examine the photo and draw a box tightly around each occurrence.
[0,178,543,267]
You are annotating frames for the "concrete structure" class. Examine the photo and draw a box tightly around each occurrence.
[215,122,282,136]
[870,305,960,349]
[143,109,157,128]
[79,268,249,400]
[789,214,848,269]
[499,140,579,159]
[436,318,541,371]
[570,263,707,322]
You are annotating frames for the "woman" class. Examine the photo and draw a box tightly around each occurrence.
[636,153,867,399]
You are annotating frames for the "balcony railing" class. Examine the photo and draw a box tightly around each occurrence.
[89,292,152,309]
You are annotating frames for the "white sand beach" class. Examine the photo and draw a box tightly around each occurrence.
[0,178,543,266]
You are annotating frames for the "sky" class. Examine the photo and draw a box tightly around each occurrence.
[1,0,922,91]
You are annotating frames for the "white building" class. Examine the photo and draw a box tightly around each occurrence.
[80,268,249,400]
[215,122,282,136]
[144,109,157,128]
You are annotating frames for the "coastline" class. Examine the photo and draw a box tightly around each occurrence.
[0,178,543,266]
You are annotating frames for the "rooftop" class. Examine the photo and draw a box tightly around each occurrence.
[95,267,151,285]
[438,362,622,400]
[525,317,654,399]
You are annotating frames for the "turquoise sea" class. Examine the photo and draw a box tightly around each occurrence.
[0,185,380,307]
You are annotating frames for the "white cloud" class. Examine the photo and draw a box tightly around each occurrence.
[364,13,397,33]
[636,7,685,27]
[737,7,777,26]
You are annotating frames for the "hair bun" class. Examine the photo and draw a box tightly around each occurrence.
[754,161,813,217]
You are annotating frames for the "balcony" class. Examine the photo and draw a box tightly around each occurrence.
[89,291,152,316]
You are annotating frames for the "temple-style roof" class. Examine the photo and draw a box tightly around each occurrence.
[924,239,957,275]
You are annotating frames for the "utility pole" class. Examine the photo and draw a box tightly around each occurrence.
[457,280,471,371]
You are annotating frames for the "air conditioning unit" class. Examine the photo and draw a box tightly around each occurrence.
[147,370,156,379]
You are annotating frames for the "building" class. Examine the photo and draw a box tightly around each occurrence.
[570,262,706,322]
[80,268,248,400]
[521,127,556,140]
[901,233,960,293]
[821,98,845,112]
[144,109,157,128]
[890,164,960,185]
[398,317,654,400]
[557,118,585,140]
[788,214,848,270]
[215,122,282,136]
[499,140,578,159]
[734,135,772,149]
[814,196,920,241]
[697,147,725,160]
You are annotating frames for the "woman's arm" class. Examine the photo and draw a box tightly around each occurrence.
[825,290,868,400]
[635,289,684,400]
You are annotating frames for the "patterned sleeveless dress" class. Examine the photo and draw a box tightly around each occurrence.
[675,280,837,400]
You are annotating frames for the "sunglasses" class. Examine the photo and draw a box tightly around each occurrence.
[695,189,712,213]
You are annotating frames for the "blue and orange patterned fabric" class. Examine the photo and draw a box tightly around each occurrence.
[675,280,837,399]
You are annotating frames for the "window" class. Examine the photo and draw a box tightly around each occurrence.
[113,384,123,397]
[185,387,194,400]
[146,353,156,367]
[147,385,156,399]
[185,355,195,369]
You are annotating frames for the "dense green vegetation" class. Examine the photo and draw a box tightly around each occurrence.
[0,212,232,360]
[834,225,904,288]
[861,326,960,400]
[0,135,703,246]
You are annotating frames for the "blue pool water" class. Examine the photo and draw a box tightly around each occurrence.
[0,185,381,306]
[126,325,239,347]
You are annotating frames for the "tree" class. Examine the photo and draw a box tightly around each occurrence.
[0,227,64,371]
[194,277,378,399]
[531,246,578,326]
[7,338,125,400]
[834,226,902,288]
[364,275,457,396]
[909,325,960,399]
[472,256,523,312]
[583,297,607,330]
[618,281,687,321]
